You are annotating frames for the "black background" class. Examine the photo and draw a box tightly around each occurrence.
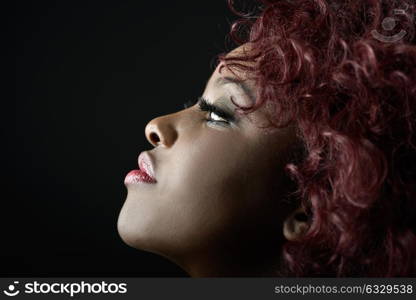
[4,0,238,276]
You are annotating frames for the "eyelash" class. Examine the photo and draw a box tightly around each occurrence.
[183,97,233,125]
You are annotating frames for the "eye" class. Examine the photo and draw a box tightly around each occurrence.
[197,97,234,125]
[207,111,229,124]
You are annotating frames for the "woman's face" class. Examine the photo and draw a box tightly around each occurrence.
[117,46,301,276]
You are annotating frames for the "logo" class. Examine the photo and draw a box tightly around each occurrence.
[371,3,412,43]
[2,280,128,297]
[3,281,20,297]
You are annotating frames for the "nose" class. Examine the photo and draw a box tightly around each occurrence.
[145,113,178,148]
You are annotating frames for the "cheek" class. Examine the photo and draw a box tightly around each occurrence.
[163,133,285,250]
[161,134,251,243]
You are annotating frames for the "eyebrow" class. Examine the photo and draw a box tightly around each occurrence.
[215,76,255,104]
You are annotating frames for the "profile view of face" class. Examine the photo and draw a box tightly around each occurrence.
[117,45,303,276]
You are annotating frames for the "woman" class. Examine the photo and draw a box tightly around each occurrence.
[118,0,416,277]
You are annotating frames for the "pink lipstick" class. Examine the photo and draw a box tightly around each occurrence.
[124,169,157,184]
[124,151,157,185]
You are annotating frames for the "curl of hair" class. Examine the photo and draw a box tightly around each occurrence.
[220,0,416,276]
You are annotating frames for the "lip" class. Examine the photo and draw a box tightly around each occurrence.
[138,151,157,181]
[124,151,157,185]
[124,169,156,185]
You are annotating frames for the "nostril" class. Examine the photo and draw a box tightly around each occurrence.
[150,132,160,144]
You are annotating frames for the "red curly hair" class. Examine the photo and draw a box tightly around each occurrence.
[218,0,416,276]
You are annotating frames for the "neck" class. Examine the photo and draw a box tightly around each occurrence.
[175,237,285,277]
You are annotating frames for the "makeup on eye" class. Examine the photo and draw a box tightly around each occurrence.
[183,96,237,124]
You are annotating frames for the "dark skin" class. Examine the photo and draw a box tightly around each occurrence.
[117,44,309,277]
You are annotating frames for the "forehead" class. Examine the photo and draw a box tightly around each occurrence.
[213,44,256,82]
[205,46,258,109]
[205,65,254,106]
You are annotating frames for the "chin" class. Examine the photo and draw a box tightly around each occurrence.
[116,209,163,255]
[117,213,136,248]
[116,207,145,249]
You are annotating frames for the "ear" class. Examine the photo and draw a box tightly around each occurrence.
[283,206,310,241]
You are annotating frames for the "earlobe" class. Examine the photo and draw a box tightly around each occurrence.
[283,207,310,241]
